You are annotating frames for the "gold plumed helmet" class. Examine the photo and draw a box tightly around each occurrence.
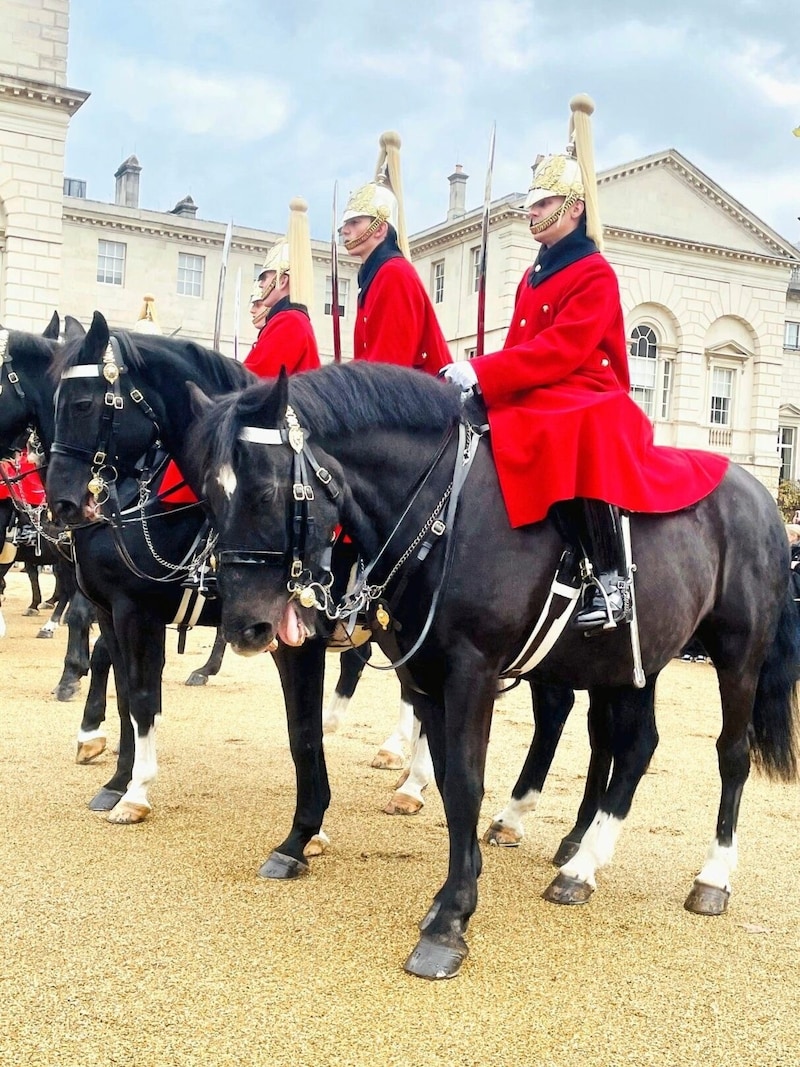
[525,94,603,250]
[132,294,161,335]
[250,197,315,314]
[340,131,410,258]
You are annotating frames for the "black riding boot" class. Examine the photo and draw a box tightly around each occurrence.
[572,500,632,634]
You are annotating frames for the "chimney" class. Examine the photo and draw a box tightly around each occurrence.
[447,163,468,221]
[114,155,141,208]
[169,195,198,219]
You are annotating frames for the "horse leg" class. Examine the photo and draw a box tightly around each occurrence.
[52,588,92,702]
[75,633,112,764]
[384,710,433,815]
[484,682,576,847]
[258,638,330,878]
[85,609,135,813]
[371,693,414,770]
[543,676,659,906]
[185,627,227,686]
[404,667,496,980]
[552,690,614,866]
[37,557,72,638]
[23,562,41,615]
[323,642,370,734]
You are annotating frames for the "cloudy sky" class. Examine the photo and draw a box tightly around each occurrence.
[64,0,800,246]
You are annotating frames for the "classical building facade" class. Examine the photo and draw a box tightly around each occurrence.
[2,0,799,490]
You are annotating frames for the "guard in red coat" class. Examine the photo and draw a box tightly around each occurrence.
[245,197,321,378]
[339,131,451,375]
[442,95,728,634]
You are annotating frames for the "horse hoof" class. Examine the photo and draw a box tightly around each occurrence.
[23,607,39,617]
[551,838,581,867]
[684,882,730,915]
[107,801,150,825]
[383,791,423,816]
[303,832,330,858]
[184,671,209,686]
[542,872,595,905]
[258,851,309,880]
[371,749,405,770]
[404,936,467,980]
[76,738,107,764]
[88,787,125,812]
[54,682,80,701]
[482,821,522,847]
[36,628,55,639]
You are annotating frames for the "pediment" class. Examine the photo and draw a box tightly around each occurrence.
[705,340,752,364]
[780,403,800,419]
[598,150,799,259]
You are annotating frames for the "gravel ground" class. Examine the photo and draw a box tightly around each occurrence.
[1,569,798,1067]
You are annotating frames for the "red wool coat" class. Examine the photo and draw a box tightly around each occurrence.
[471,253,729,528]
[0,456,46,506]
[244,307,320,378]
[354,257,452,375]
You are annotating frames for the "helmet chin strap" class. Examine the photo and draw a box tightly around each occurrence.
[529,192,579,236]
[342,215,384,252]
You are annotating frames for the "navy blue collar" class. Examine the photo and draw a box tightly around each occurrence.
[528,227,597,288]
[357,230,404,306]
[265,296,310,323]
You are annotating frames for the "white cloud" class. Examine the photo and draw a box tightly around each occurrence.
[477,0,539,71]
[113,59,292,142]
[729,41,800,112]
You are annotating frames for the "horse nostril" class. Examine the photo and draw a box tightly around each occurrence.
[52,499,79,525]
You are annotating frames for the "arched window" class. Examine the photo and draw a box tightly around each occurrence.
[629,324,673,420]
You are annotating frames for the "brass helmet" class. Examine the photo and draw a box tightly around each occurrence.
[132,294,161,335]
[340,131,410,258]
[524,94,603,249]
[251,197,315,318]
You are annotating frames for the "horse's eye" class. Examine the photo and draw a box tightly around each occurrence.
[70,397,93,415]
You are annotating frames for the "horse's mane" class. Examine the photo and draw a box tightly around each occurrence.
[196,362,464,472]
[51,329,252,394]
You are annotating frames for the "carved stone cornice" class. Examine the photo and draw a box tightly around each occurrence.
[410,196,527,256]
[0,73,89,114]
[604,226,799,271]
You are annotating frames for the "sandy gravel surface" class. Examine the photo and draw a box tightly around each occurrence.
[1,569,798,1067]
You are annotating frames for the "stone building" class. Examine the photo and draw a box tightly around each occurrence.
[2,0,799,489]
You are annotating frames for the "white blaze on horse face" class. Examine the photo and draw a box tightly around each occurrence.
[559,811,623,889]
[216,463,238,500]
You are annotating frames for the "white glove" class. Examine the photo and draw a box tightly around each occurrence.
[439,361,479,396]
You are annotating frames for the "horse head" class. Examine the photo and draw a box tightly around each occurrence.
[189,369,342,655]
[47,311,162,526]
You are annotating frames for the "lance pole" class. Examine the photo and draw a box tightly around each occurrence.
[212,219,233,350]
[232,266,242,361]
[331,181,342,363]
[475,122,496,359]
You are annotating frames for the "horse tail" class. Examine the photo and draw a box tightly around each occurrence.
[750,585,800,783]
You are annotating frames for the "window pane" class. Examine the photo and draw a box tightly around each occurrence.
[97,240,126,286]
[659,360,673,420]
[177,253,205,297]
[324,276,349,316]
[471,247,480,292]
[710,367,733,425]
[432,260,445,304]
[779,426,796,482]
[785,321,800,350]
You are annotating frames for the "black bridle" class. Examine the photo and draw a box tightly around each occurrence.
[221,406,485,669]
[52,335,212,582]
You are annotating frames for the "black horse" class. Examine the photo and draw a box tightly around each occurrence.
[47,313,607,863]
[186,361,799,979]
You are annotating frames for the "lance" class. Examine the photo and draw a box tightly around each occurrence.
[475,122,496,359]
[330,181,342,363]
[232,267,242,361]
[212,219,233,350]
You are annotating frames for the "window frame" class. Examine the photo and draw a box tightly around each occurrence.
[177,252,205,298]
[784,321,800,350]
[324,275,349,317]
[628,323,673,421]
[432,259,445,305]
[96,239,126,286]
[779,425,797,482]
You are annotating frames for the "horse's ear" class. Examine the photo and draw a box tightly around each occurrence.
[85,310,110,357]
[186,381,213,419]
[256,367,289,428]
[42,311,60,339]
[64,316,86,341]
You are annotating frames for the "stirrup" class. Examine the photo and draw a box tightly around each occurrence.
[573,576,632,635]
